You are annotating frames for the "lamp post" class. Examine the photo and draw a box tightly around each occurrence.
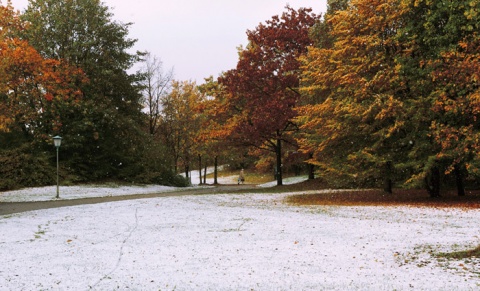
[53,136,62,198]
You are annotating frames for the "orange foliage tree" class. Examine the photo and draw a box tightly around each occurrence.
[160,80,204,178]
[196,76,233,184]
[298,0,408,191]
[429,36,480,195]
[0,1,86,189]
[298,0,480,196]
[0,1,85,141]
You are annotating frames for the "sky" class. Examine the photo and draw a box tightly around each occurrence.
[8,0,328,83]
[1,183,479,289]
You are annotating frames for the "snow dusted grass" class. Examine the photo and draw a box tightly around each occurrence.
[0,185,480,289]
[0,167,224,203]
[0,184,189,203]
[257,175,309,187]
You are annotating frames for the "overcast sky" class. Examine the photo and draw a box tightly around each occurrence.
[9,0,327,83]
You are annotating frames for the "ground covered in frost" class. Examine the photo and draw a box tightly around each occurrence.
[1,181,480,290]
[0,167,235,203]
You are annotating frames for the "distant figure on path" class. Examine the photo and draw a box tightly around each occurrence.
[238,169,245,184]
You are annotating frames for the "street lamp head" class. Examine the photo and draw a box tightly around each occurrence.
[53,135,62,148]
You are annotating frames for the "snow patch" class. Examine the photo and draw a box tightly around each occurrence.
[0,187,479,289]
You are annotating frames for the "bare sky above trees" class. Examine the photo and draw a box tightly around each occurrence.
[9,0,327,83]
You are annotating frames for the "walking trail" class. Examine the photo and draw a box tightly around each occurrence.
[0,184,257,216]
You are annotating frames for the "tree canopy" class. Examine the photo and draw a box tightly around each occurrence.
[297,0,480,195]
[3,0,480,196]
[20,0,145,181]
[218,6,320,185]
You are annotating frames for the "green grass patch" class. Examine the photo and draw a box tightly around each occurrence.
[34,225,46,239]
[436,246,480,260]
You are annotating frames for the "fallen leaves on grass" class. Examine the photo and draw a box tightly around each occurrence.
[285,189,480,209]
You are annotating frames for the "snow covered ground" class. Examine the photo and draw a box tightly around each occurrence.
[0,184,186,203]
[1,179,480,290]
[0,168,308,203]
[0,167,237,203]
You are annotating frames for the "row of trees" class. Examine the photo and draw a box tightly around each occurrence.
[3,0,480,196]
[297,0,480,196]
[0,0,246,190]
[201,0,480,196]
[0,0,192,189]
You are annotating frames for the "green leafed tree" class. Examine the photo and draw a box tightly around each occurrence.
[393,0,480,196]
[419,0,480,196]
[21,0,145,181]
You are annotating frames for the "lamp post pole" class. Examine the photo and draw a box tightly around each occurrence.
[56,146,59,198]
[53,136,62,198]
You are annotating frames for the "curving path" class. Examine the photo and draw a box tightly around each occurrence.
[0,184,258,216]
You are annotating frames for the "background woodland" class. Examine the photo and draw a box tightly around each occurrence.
[1,0,480,197]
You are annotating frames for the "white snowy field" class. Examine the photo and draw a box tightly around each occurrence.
[0,172,308,203]
[0,166,240,203]
[0,184,186,203]
[0,186,480,290]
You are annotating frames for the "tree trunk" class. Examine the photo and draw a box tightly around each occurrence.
[454,164,466,196]
[198,154,202,185]
[184,152,191,186]
[308,152,315,180]
[383,161,393,194]
[174,156,179,174]
[203,163,207,184]
[276,137,283,186]
[214,156,218,185]
[425,166,441,198]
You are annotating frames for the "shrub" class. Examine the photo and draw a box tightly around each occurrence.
[0,146,56,191]
[136,170,190,187]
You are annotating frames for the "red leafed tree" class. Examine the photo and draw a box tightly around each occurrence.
[218,6,320,185]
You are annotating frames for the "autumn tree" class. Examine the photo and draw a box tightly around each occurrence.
[298,0,409,191]
[160,80,204,180]
[424,1,480,196]
[197,76,238,184]
[219,6,320,185]
[0,1,86,189]
[299,0,480,196]
[428,43,480,196]
[389,0,480,196]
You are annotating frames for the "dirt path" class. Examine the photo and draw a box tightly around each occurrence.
[0,184,258,216]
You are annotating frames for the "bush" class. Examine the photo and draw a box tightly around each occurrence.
[0,146,56,191]
[0,179,16,191]
[136,170,190,187]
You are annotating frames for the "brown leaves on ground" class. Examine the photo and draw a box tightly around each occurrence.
[284,180,480,209]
